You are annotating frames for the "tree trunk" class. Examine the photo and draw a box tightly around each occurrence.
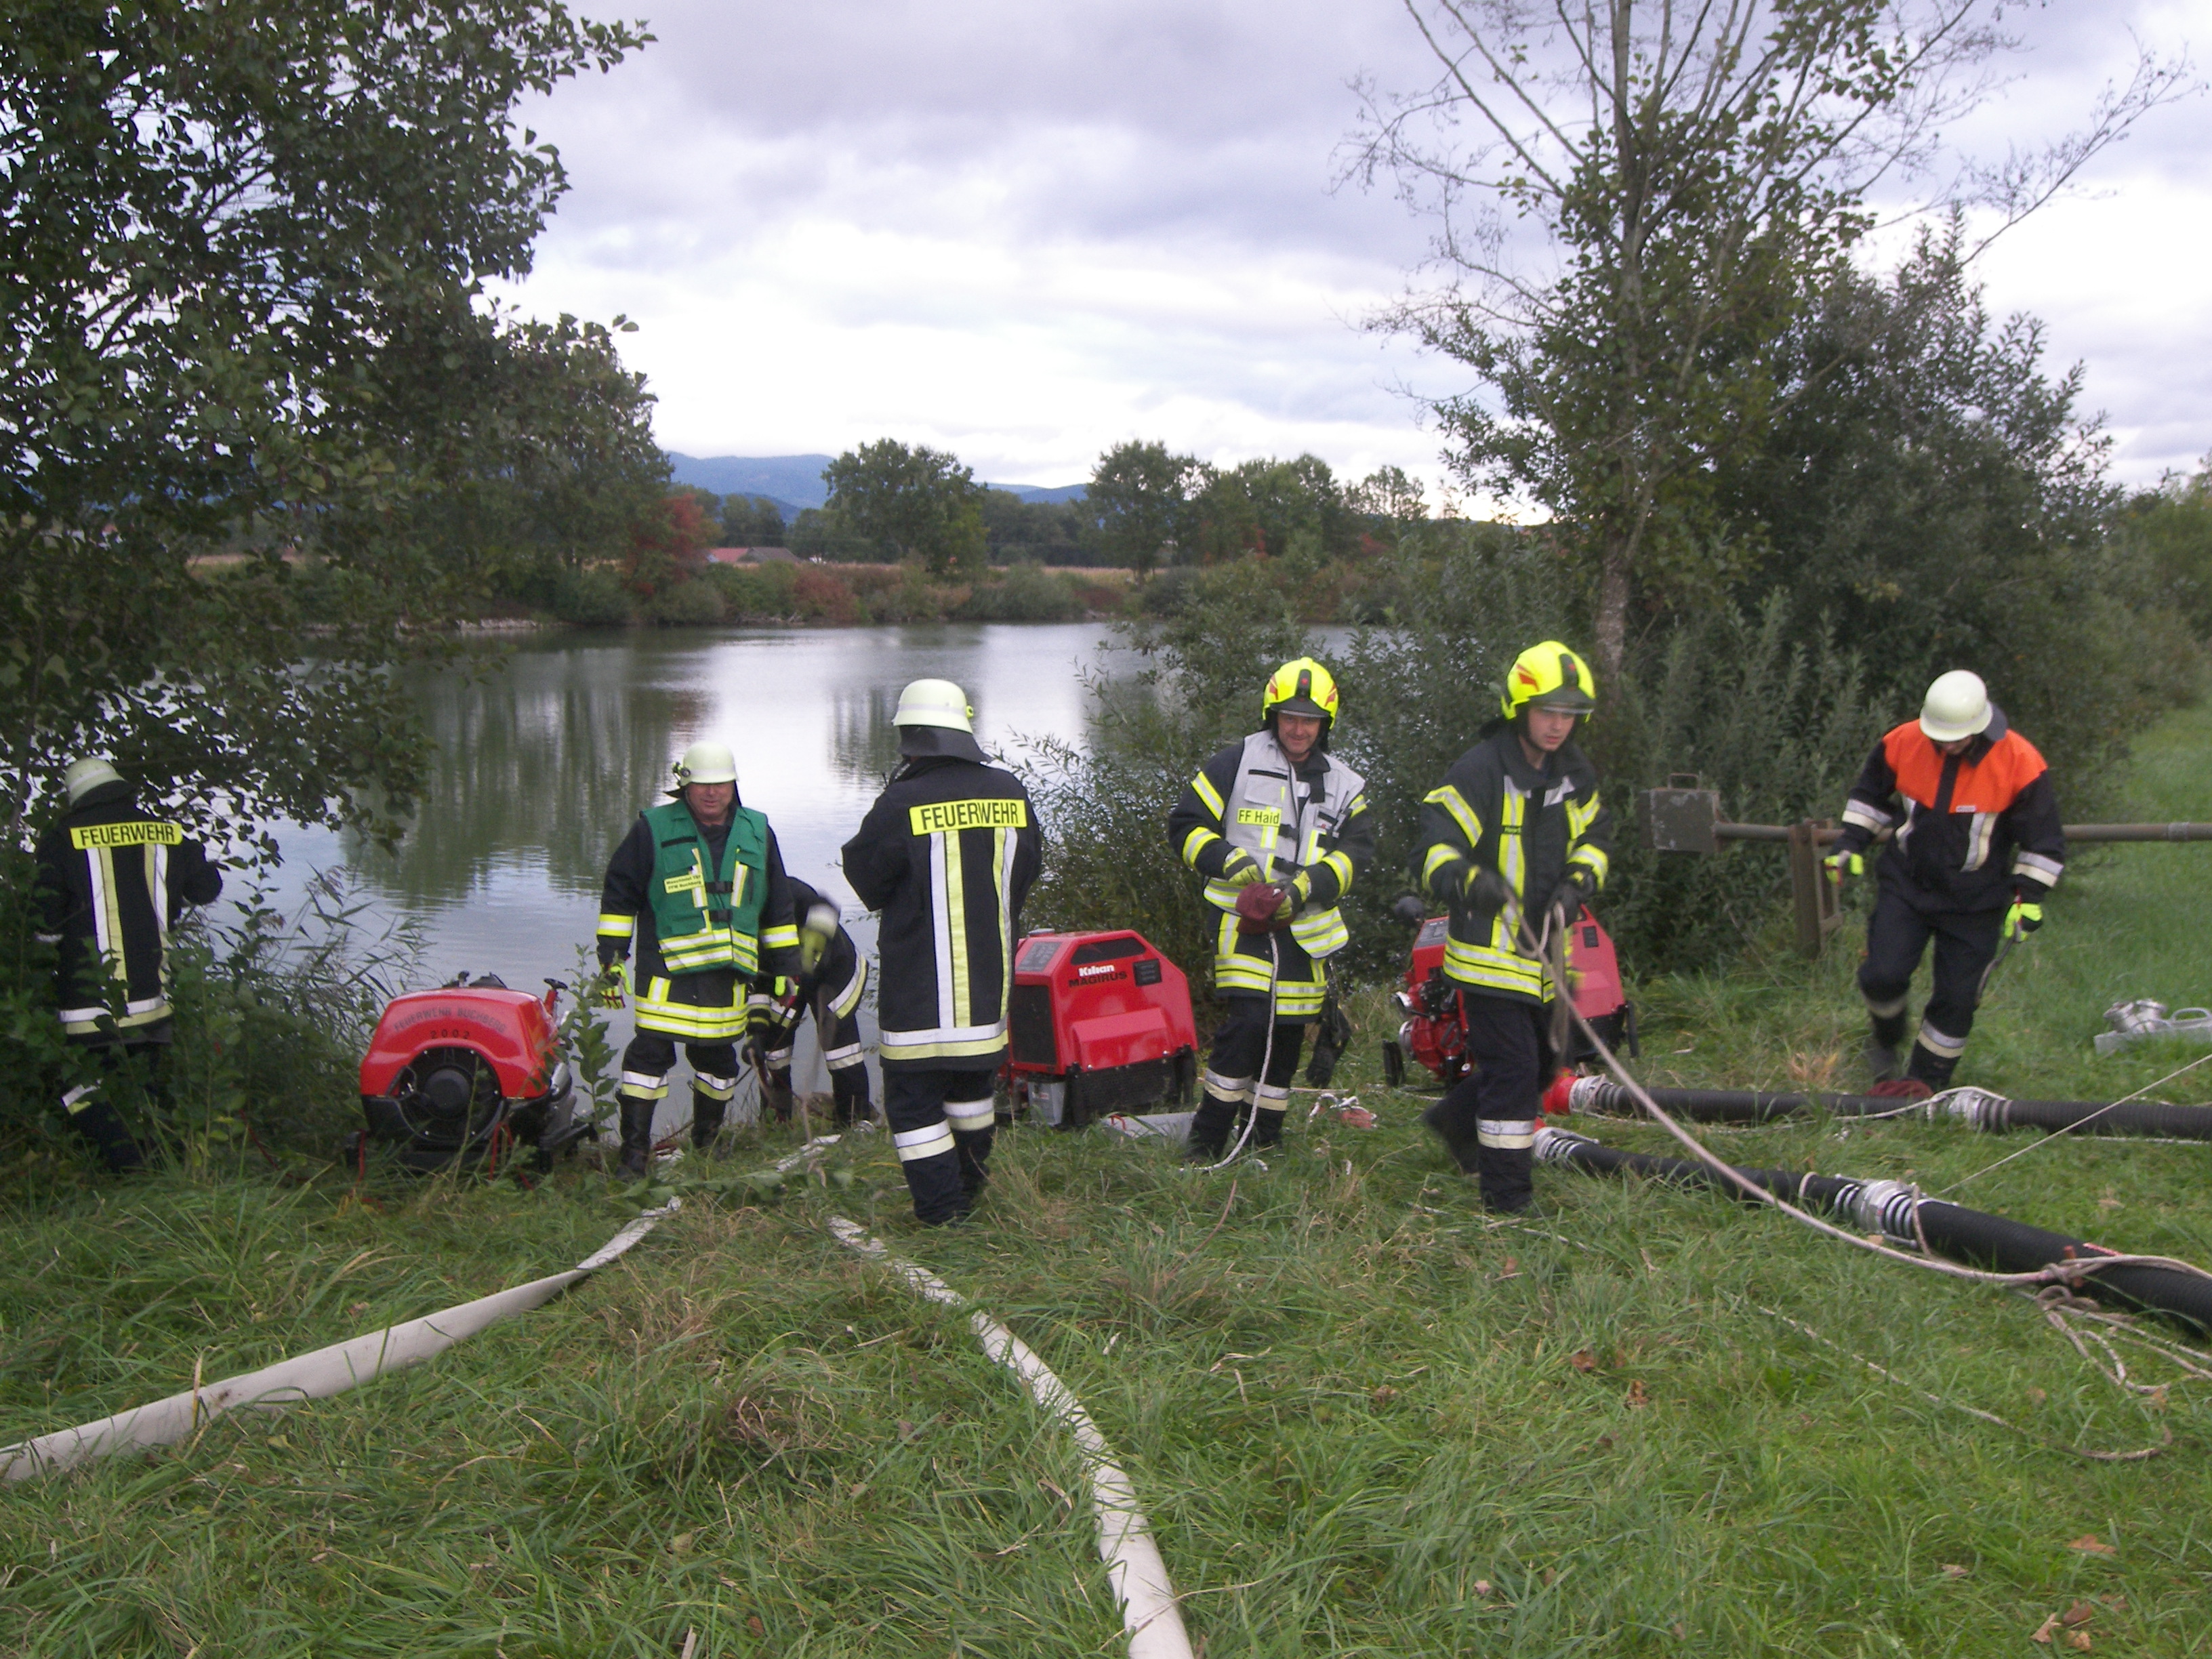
[1594,538,1631,683]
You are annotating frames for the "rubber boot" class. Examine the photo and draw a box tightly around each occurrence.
[1864,1010,1907,1084]
[1477,1143,1535,1214]
[66,1092,145,1174]
[902,1148,969,1226]
[832,1078,872,1129]
[1420,1083,1482,1174]
[1250,1103,1287,1149]
[1183,1090,1242,1162]
[762,1070,796,1125]
[615,1094,656,1179]
[690,1090,727,1155]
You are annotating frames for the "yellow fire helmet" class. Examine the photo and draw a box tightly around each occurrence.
[1261,657,1340,729]
[1500,641,1597,719]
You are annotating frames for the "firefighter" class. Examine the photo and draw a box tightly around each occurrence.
[1167,657,1374,1162]
[745,876,873,1128]
[1824,670,2064,1099]
[33,756,224,1172]
[1411,642,1612,1213]
[596,742,800,1176]
[840,679,1042,1225]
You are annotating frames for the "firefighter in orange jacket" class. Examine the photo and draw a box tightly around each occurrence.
[1826,671,2064,1099]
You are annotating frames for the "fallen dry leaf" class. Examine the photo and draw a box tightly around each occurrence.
[896,1418,917,1441]
[668,1532,694,1555]
[1671,1622,1687,1639]
[1472,1580,1494,1599]
[1370,1385,1398,1406]
[747,1614,765,1637]
[1570,1350,1597,1373]
[1540,1566,1557,1586]
[2062,1602,2095,1629]
[1939,1563,1969,1578]
[1625,1378,1650,1409]
[1498,1256,1521,1279]
[2068,1535,2118,1557]
[2032,1614,2060,1644]
[2067,1633,2092,1652]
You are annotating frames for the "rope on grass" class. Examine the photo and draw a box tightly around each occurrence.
[828,1216,1193,1659]
[1754,1304,2170,1462]
[0,1200,682,1483]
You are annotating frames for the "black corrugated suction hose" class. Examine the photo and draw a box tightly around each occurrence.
[1553,1078,2212,1140]
[1532,1126,2212,1336]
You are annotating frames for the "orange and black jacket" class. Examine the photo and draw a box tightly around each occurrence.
[1832,707,2064,913]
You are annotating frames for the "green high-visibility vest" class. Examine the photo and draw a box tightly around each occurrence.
[643,802,769,975]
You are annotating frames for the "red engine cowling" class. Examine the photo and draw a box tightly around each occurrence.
[357,979,585,1173]
[360,986,560,1099]
[1005,930,1198,1128]
[1387,912,1637,1088]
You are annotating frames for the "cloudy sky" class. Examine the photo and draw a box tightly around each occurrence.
[499,0,2211,496]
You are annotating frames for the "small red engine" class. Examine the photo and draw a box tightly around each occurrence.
[1004,930,1198,1128]
[355,973,590,1173]
[1382,912,1637,1088]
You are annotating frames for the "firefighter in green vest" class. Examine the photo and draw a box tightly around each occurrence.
[596,742,800,1176]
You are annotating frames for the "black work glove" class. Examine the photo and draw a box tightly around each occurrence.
[1462,866,1514,912]
[1549,867,1597,926]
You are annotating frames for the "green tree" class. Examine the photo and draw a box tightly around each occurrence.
[720,493,788,548]
[2114,460,2212,642]
[1088,441,1200,579]
[822,439,987,576]
[1192,455,1353,563]
[0,0,647,848]
[1723,226,2191,801]
[1354,0,2190,678]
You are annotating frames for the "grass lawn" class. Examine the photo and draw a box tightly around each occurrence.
[5,706,2212,1654]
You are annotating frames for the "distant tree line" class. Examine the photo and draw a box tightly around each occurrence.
[757,436,1437,577]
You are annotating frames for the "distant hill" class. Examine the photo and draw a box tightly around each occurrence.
[665,452,1085,512]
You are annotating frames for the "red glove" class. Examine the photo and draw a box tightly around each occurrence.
[1235,882,1288,935]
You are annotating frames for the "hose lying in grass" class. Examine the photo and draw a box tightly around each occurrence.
[1532,1125,2212,1336]
[0,1200,682,1483]
[1549,1076,2212,1139]
[830,1216,1193,1659]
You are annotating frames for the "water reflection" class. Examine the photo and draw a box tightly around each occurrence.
[267,621,1124,998]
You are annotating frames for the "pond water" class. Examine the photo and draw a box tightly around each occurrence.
[264,622,1128,1108]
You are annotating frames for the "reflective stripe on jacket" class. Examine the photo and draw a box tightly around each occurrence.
[1166,731,1374,996]
[1411,728,1611,1005]
[598,798,798,990]
[1834,708,2065,912]
[841,756,1044,1071]
[35,788,222,1038]
[641,801,769,973]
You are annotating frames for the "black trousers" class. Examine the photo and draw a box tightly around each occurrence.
[760,1000,872,1121]
[617,1036,742,1107]
[1431,992,1553,1211]
[1858,884,2004,1088]
[884,1067,998,1225]
[61,1035,167,1172]
[1188,994,1307,1154]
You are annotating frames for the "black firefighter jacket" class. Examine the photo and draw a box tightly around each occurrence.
[1831,706,2065,914]
[35,782,223,1040]
[841,754,1043,1073]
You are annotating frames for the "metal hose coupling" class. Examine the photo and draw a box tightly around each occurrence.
[1533,1124,1594,1162]
[1930,1086,2009,1130]
[1846,1178,1924,1244]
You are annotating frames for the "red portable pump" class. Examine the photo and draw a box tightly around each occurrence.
[353,973,591,1173]
[1380,912,1637,1088]
[1004,930,1199,1128]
